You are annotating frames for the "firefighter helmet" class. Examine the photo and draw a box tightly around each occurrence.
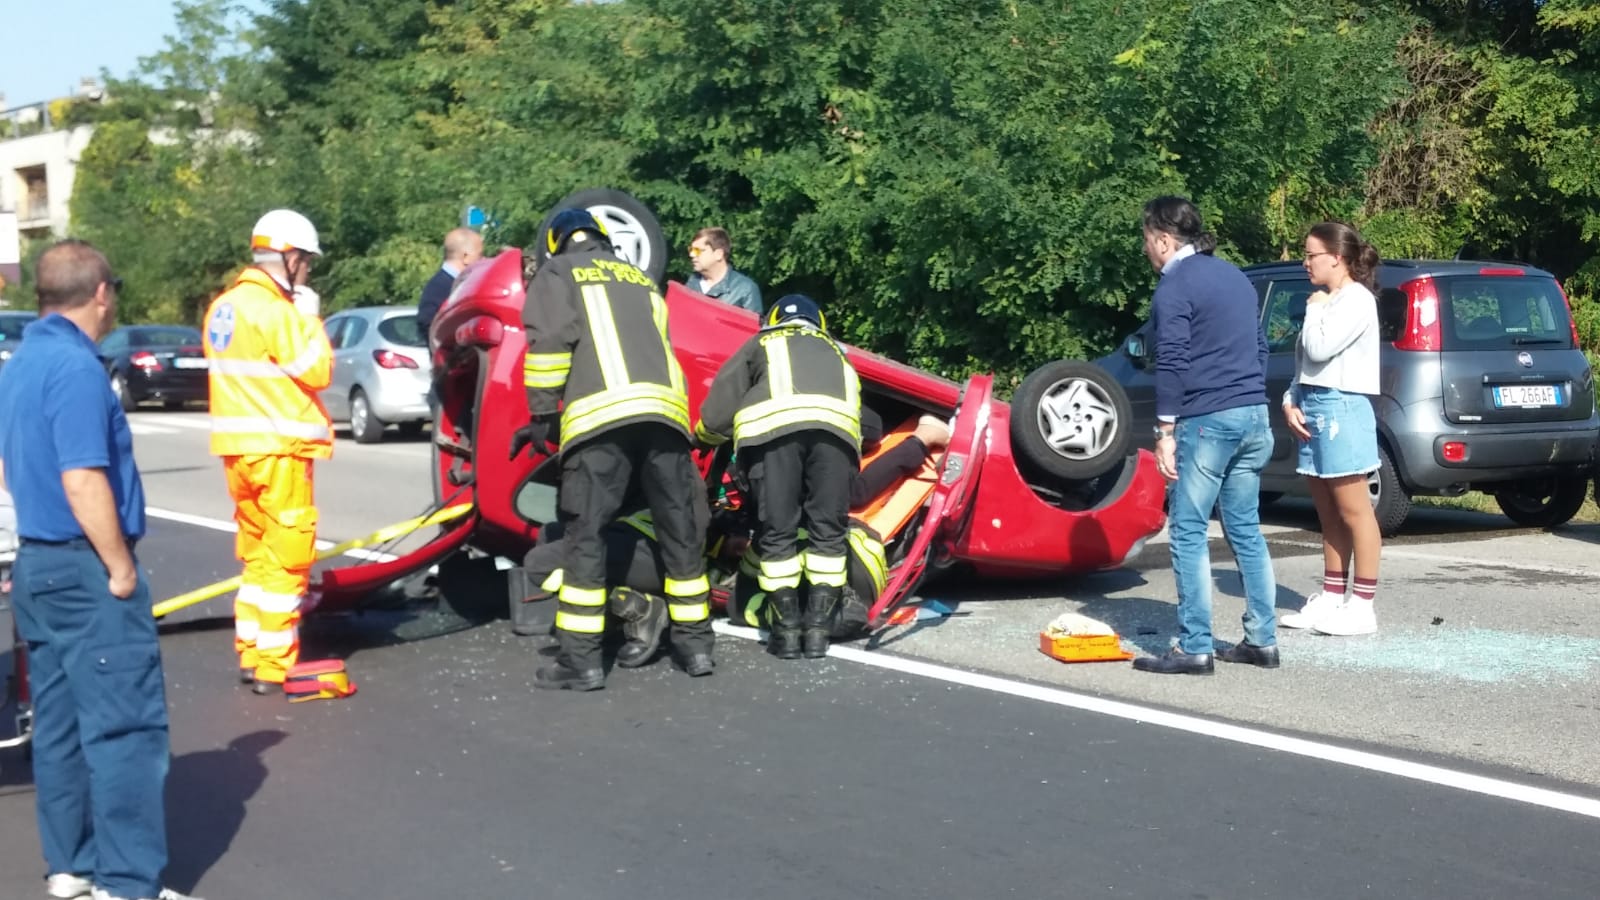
[763,294,827,333]
[251,209,322,256]
[545,208,610,256]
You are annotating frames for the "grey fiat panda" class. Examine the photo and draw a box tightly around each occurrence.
[1099,259,1600,534]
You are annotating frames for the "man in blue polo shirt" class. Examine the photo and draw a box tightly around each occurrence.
[0,240,192,900]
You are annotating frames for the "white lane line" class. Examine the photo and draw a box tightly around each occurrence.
[129,414,212,431]
[147,507,397,563]
[129,423,179,436]
[148,505,1600,819]
[1271,537,1600,579]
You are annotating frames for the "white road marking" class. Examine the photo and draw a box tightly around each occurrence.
[1271,537,1600,579]
[128,423,179,436]
[147,507,396,563]
[147,505,1600,819]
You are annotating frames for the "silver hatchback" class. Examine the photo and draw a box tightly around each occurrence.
[322,306,434,443]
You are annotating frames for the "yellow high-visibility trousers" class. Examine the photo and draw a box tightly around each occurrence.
[224,454,318,685]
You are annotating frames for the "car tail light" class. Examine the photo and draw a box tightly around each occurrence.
[130,351,161,370]
[1393,277,1442,351]
[1554,280,1583,348]
[373,349,419,369]
[454,315,504,349]
[1441,441,1466,463]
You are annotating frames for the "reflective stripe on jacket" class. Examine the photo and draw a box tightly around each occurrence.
[202,268,335,459]
[522,249,690,450]
[695,324,861,455]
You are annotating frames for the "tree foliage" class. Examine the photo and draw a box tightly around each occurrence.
[61,0,1600,382]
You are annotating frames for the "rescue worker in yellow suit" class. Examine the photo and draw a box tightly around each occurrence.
[514,208,713,691]
[202,209,334,696]
[696,294,862,659]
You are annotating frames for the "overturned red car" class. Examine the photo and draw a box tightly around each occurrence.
[312,191,1167,629]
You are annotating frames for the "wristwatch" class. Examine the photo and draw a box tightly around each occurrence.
[1152,425,1174,440]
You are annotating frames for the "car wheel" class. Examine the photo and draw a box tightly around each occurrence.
[533,188,669,286]
[1009,360,1132,482]
[1369,446,1411,537]
[349,389,385,444]
[1495,475,1588,528]
[110,372,136,413]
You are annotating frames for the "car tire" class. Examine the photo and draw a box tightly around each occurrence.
[1009,360,1132,482]
[533,188,669,286]
[349,389,385,444]
[110,372,136,413]
[1495,475,1588,528]
[1369,445,1411,537]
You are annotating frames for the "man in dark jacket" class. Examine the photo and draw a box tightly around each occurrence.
[416,227,484,338]
[515,209,712,690]
[1135,196,1279,676]
[696,294,862,659]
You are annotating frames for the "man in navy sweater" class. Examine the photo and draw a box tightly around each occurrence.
[1135,196,1281,676]
[416,227,484,340]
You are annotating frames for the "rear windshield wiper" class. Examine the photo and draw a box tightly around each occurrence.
[1512,337,1568,346]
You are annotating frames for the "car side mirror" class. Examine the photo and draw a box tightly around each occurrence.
[1124,334,1150,368]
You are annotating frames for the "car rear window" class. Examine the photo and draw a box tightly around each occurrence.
[1438,275,1573,351]
[134,327,202,347]
[378,314,426,348]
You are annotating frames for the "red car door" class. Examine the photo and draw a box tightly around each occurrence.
[866,374,994,628]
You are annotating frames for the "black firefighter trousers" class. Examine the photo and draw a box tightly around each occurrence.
[744,431,856,597]
[554,423,712,669]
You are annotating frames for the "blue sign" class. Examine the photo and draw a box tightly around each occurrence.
[462,205,487,229]
[207,302,236,352]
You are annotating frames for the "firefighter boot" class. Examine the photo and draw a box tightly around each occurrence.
[803,584,842,659]
[534,657,605,691]
[611,586,668,669]
[767,588,803,660]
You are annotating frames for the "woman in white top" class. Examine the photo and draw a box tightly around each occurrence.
[1280,221,1383,636]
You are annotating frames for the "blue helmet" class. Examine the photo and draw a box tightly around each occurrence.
[545,208,610,256]
[763,294,827,333]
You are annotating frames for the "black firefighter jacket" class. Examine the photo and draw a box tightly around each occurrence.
[695,322,863,456]
[521,247,691,450]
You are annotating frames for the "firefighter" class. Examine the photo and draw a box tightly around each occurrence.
[202,209,334,696]
[696,294,862,659]
[514,208,713,690]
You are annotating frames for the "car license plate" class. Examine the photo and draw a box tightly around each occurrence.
[173,358,208,369]
[1492,384,1560,408]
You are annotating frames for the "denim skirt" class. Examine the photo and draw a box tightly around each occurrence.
[1296,386,1379,478]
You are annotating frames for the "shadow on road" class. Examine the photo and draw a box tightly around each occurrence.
[163,730,285,893]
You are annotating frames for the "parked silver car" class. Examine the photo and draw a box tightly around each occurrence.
[322,306,433,443]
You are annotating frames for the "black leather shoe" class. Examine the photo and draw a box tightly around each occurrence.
[240,668,256,685]
[1217,641,1280,668]
[1132,648,1214,675]
[682,653,715,677]
[534,662,605,692]
[251,680,282,696]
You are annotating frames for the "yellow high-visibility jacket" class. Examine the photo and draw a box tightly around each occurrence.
[202,268,334,459]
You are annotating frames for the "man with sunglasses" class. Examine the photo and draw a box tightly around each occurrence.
[686,227,763,313]
[202,209,334,697]
[0,241,200,899]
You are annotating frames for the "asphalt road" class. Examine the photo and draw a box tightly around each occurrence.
[0,410,1597,898]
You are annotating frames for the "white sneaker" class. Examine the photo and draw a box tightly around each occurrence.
[90,887,203,900]
[1312,599,1378,636]
[46,874,93,899]
[1280,591,1343,629]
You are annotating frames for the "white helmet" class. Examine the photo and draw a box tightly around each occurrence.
[251,209,322,256]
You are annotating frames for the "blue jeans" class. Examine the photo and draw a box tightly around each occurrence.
[1168,405,1278,655]
[12,540,170,899]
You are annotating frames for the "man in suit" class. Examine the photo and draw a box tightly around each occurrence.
[416,227,485,339]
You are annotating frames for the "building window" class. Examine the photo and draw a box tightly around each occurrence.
[18,165,47,222]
